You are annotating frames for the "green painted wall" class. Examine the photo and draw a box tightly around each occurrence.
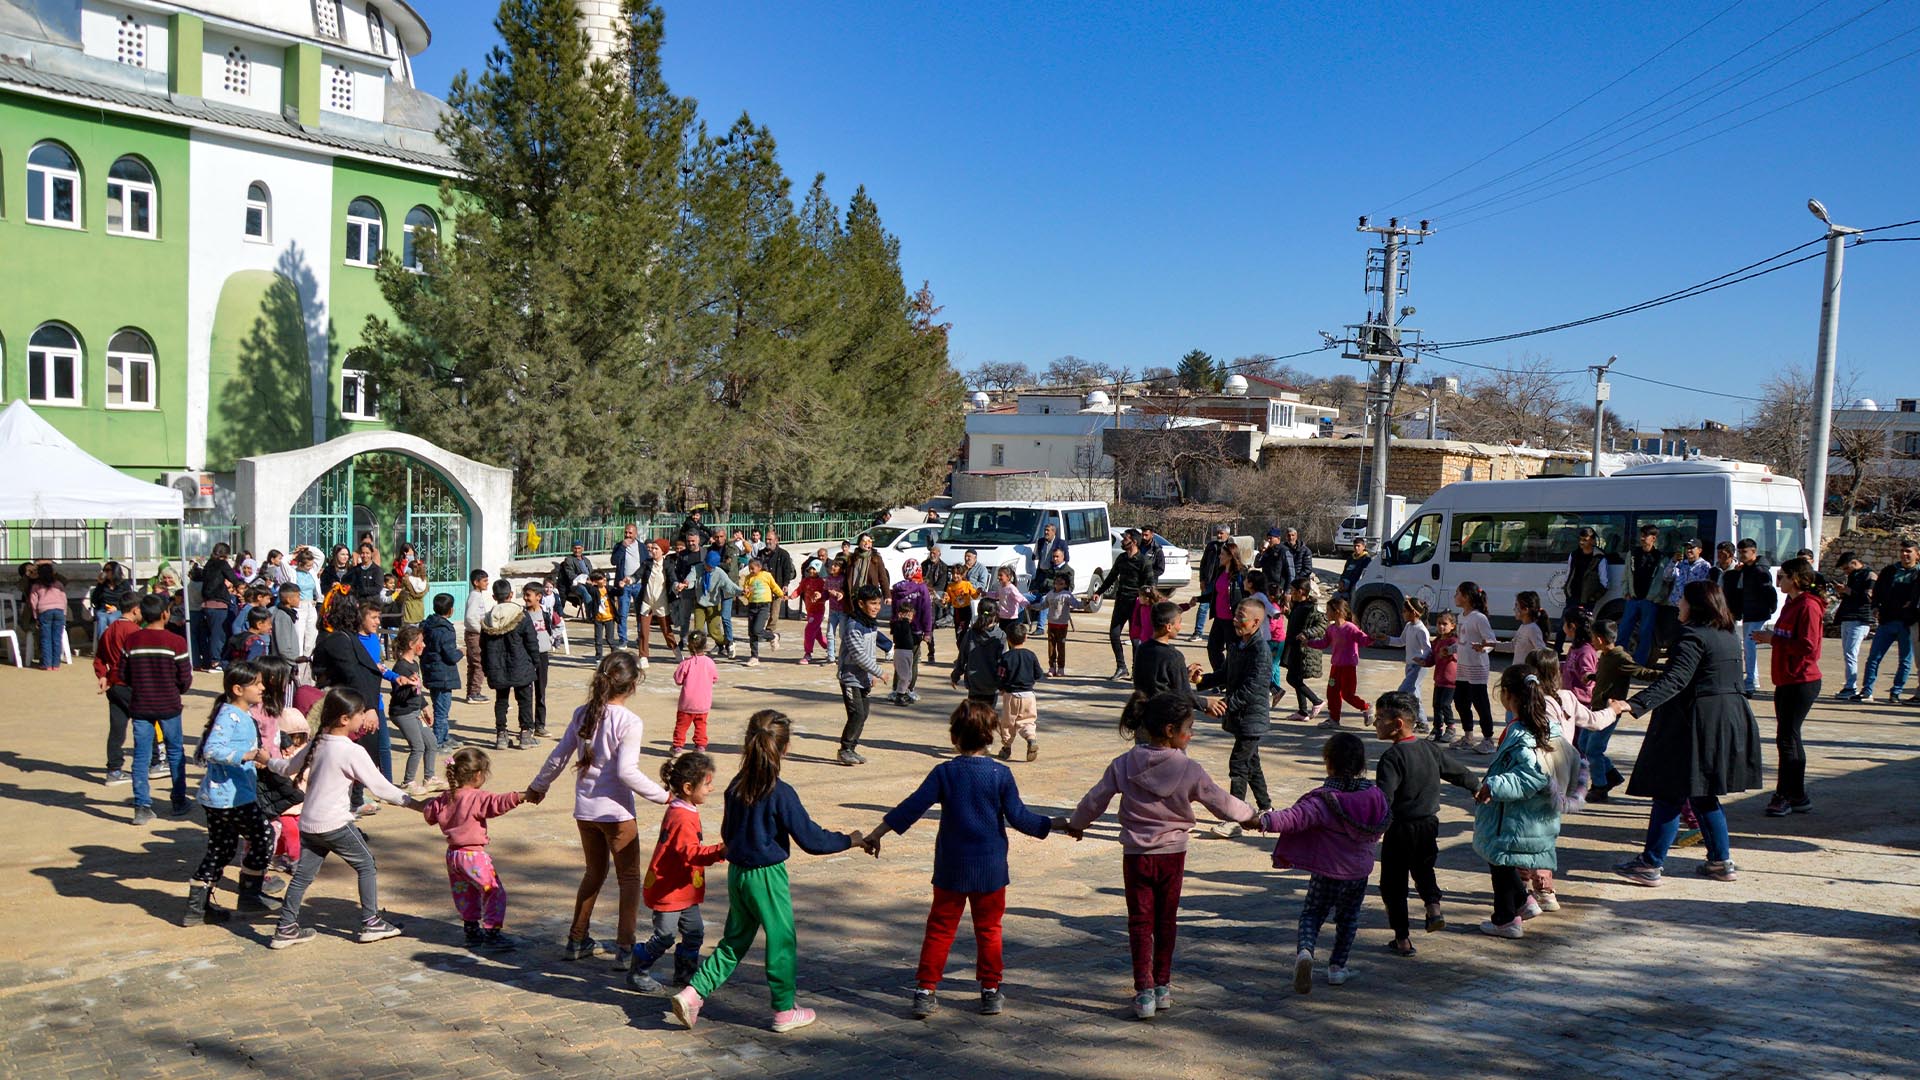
[282,44,320,129]
[205,269,315,469]
[327,158,444,438]
[168,14,204,98]
[0,94,190,471]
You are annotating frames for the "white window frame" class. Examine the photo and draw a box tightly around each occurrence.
[245,182,271,243]
[402,206,436,272]
[344,199,383,266]
[341,369,379,421]
[106,334,157,410]
[28,326,83,407]
[106,158,158,239]
[27,143,82,229]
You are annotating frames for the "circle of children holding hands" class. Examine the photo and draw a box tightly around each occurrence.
[147,521,1792,1036]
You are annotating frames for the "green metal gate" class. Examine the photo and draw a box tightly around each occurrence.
[288,453,470,610]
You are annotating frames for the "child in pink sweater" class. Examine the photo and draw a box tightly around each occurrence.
[1308,599,1374,729]
[1061,691,1252,1020]
[421,747,531,951]
[1249,731,1389,993]
[672,633,720,755]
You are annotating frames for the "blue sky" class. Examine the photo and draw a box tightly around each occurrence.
[409,0,1919,430]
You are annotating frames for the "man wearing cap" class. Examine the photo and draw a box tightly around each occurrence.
[1661,538,1714,653]
[1194,524,1233,640]
[1253,528,1287,587]
[1559,527,1611,652]
[1618,524,1666,665]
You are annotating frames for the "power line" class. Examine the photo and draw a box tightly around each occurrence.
[1609,370,1771,402]
[1373,0,1751,216]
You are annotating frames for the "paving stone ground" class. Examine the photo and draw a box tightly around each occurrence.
[2,599,1917,1079]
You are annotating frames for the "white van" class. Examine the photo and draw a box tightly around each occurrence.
[939,500,1115,601]
[1351,460,1807,640]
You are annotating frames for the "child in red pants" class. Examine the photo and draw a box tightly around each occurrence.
[671,632,718,755]
[795,566,829,664]
[1309,599,1373,729]
[421,748,529,950]
[862,701,1055,1018]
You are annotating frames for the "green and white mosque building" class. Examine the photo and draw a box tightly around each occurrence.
[0,0,540,595]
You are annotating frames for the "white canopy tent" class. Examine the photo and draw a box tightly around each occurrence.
[0,400,187,661]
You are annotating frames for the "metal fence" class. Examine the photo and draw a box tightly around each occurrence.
[514,512,880,558]
[4,519,248,569]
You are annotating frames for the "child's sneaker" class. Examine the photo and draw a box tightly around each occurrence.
[270,925,315,950]
[1026,740,1039,762]
[912,988,938,1019]
[798,657,811,665]
[770,1007,816,1033]
[481,928,517,952]
[1535,891,1560,912]
[1293,950,1314,995]
[1131,989,1157,1019]
[463,920,483,948]
[1327,965,1354,986]
[1151,985,1171,1013]
[669,986,703,1029]
[1696,859,1738,882]
[562,937,601,961]
[1520,895,1542,920]
[1613,853,1663,887]
[356,916,404,943]
[1478,919,1524,939]
[997,743,1013,760]
[628,970,667,994]
[980,987,1005,1015]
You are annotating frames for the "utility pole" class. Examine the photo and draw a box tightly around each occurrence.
[1589,355,1617,476]
[1344,217,1432,546]
[1804,199,1859,566]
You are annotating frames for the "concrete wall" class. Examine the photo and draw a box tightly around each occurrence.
[953,473,1109,504]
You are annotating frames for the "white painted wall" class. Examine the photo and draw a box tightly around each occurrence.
[185,131,337,468]
[200,31,282,112]
[80,2,168,75]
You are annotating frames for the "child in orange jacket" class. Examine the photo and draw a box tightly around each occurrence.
[629,752,726,993]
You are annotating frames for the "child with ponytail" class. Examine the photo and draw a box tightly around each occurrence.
[1470,664,1569,939]
[422,748,535,951]
[1514,650,1596,914]
[184,661,275,927]
[1452,582,1498,754]
[629,752,726,994]
[529,651,671,965]
[671,711,866,1034]
[1062,691,1253,1020]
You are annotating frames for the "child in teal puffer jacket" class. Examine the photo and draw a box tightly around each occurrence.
[1471,663,1567,940]
[186,662,277,926]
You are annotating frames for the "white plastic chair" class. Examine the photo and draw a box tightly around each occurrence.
[0,630,19,667]
[553,617,571,656]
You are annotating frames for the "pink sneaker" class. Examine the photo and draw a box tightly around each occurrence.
[670,986,703,1029]
[799,657,811,665]
[771,1006,816,1033]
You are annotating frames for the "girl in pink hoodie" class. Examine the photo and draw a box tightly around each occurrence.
[1308,599,1375,729]
[1250,731,1390,994]
[1062,692,1253,1021]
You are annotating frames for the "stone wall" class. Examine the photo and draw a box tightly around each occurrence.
[952,473,1108,504]
[1821,522,1920,569]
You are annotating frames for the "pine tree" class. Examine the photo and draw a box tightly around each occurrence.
[1177,349,1218,392]
[360,0,692,514]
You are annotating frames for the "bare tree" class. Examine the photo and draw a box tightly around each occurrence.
[1043,354,1103,388]
[1228,450,1351,547]
[1446,355,1575,446]
[967,361,1033,394]
[1140,365,1178,390]
[1323,374,1363,419]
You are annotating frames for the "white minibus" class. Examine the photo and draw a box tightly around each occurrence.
[1351,460,1807,641]
[939,501,1116,602]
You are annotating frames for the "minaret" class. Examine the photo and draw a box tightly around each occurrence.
[574,0,625,70]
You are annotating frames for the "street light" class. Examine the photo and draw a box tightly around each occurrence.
[1805,198,1862,565]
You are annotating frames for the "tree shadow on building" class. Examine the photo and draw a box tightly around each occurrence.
[206,244,330,469]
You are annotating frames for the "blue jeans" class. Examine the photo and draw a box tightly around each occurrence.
[1576,724,1619,787]
[1644,796,1731,864]
[1838,620,1871,693]
[1395,665,1426,726]
[430,689,454,745]
[718,597,735,645]
[94,608,121,646]
[1736,621,1762,692]
[131,714,185,809]
[372,703,393,780]
[200,607,232,668]
[1192,601,1210,639]
[36,609,66,668]
[615,581,645,646]
[1617,598,1658,665]
[1860,621,1913,695]
[826,610,845,662]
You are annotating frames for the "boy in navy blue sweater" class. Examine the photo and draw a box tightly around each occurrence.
[996,623,1044,761]
[863,700,1054,1019]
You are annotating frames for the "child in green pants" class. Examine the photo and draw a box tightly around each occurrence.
[670,709,867,1033]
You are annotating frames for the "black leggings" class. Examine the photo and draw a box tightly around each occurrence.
[1456,681,1493,737]
[1774,678,1819,801]
[1227,733,1270,810]
[1286,665,1323,711]
[194,802,272,884]
[1108,599,1134,668]
[1207,618,1234,676]
[1489,864,1530,925]
[1379,816,1441,940]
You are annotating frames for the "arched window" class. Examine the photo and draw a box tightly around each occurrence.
[245,181,271,241]
[344,197,383,266]
[402,205,437,271]
[223,46,251,96]
[106,329,156,409]
[116,13,147,68]
[27,142,80,227]
[367,5,389,55]
[28,324,82,406]
[106,156,157,238]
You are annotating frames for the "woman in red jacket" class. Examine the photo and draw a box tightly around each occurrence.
[1756,556,1823,817]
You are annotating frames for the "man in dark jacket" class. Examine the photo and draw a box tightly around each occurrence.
[1139,526,1168,584]
[1194,523,1233,641]
[667,535,704,659]
[758,532,797,623]
[479,580,540,750]
[1721,538,1776,695]
[1560,527,1613,652]
[1197,598,1274,831]
[1619,524,1666,664]
[420,592,465,750]
[1270,527,1315,589]
[676,509,713,547]
[1832,551,1875,699]
[1253,528,1287,587]
[557,542,594,617]
[1857,539,1919,703]
[1094,532,1155,681]
[612,524,652,647]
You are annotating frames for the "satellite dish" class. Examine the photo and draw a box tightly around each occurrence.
[970,391,990,412]
[1084,390,1111,410]
[1222,374,1249,397]
[1849,398,1879,411]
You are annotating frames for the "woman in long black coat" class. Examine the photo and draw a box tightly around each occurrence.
[1606,580,1762,887]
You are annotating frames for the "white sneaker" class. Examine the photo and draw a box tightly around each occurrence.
[1479,919,1524,939]
[1474,739,1497,755]
[1450,734,1476,750]
[1293,950,1314,995]
[1211,821,1243,839]
[1326,965,1354,986]
[1520,896,1542,920]
[1535,891,1561,912]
